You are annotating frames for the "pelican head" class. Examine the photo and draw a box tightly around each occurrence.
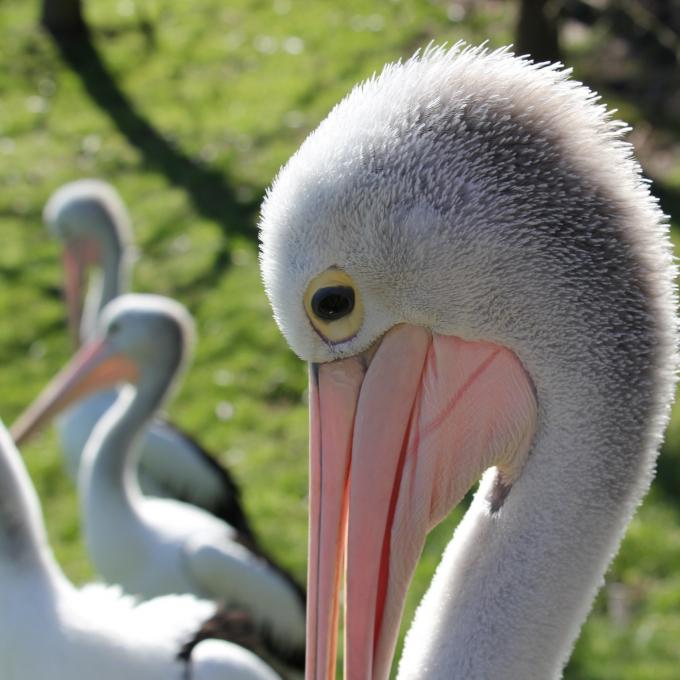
[92,294,195,381]
[44,179,134,343]
[260,45,677,679]
[12,294,195,446]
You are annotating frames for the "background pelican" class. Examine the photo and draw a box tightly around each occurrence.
[0,419,280,680]
[40,179,251,531]
[12,293,307,670]
[259,45,678,679]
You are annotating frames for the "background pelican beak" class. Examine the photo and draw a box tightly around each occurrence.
[62,238,100,347]
[11,338,138,446]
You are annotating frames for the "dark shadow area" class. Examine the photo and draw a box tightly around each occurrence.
[653,180,680,232]
[647,176,680,504]
[563,1,680,133]
[48,27,261,283]
[516,0,561,63]
[651,177,680,503]
[657,440,680,503]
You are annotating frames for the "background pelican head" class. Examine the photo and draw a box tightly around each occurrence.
[92,293,195,383]
[44,178,134,343]
[259,44,677,679]
[12,293,196,445]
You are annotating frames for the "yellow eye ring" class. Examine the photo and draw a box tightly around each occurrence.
[304,268,363,343]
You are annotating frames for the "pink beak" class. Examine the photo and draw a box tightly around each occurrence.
[11,338,138,446]
[306,324,537,680]
[63,238,100,347]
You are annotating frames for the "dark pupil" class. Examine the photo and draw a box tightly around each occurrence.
[311,286,355,321]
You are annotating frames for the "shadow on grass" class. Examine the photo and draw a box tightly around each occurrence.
[649,180,680,506]
[653,181,680,232]
[657,441,680,507]
[48,27,260,282]
[566,1,679,135]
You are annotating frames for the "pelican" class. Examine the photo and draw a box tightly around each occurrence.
[12,294,306,670]
[40,179,251,533]
[0,419,280,680]
[258,45,678,679]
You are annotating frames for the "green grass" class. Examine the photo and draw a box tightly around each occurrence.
[0,1,679,677]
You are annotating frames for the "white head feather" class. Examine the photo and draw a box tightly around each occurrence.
[260,44,677,678]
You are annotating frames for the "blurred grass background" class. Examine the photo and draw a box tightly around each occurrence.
[0,1,679,677]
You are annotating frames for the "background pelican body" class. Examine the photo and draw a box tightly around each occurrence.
[259,45,678,679]
[42,179,249,529]
[0,420,280,680]
[11,294,307,668]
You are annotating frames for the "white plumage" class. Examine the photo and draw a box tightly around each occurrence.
[259,44,678,679]
[0,420,279,680]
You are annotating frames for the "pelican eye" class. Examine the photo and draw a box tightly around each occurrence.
[304,268,363,343]
[311,286,355,321]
